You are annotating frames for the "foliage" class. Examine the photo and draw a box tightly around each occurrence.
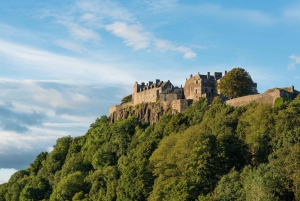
[274,97,284,108]
[1,96,300,200]
[218,67,253,99]
[121,94,132,104]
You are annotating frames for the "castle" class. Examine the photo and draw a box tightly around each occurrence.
[109,71,258,116]
[109,71,300,124]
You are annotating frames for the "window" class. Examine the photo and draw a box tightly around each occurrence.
[195,89,198,94]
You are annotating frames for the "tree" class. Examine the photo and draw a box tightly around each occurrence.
[218,67,253,99]
[121,94,132,104]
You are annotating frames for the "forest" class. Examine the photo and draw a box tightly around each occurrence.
[0,95,299,201]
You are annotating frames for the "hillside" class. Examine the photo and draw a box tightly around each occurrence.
[0,96,300,201]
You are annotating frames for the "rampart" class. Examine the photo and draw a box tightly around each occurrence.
[225,87,295,107]
[109,102,133,116]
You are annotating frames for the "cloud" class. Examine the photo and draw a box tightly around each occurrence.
[106,22,151,50]
[154,39,197,59]
[55,39,86,52]
[58,21,101,43]
[283,4,300,20]
[146,0,179,13]
[0,101,46,133]
[104,21,198,58]
[0,169,17,184]
[0,39,135,84]
[288,54,300,70]
[191,4,275,25]
[76,0,135,23]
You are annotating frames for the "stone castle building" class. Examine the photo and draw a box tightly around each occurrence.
[109,70,299,123]
[110,71,258,116]
[132,79,184,105]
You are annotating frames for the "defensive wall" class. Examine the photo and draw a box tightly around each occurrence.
[109,102,133,116]
[226,86,296,107]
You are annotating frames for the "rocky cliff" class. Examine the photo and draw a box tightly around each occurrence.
[109,102,175,124]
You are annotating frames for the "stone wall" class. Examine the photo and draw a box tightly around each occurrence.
[109,102,133,116]
[133,87,160,105]
[225,88,282,107]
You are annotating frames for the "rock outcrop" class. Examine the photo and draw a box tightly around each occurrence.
[110,102,175,124]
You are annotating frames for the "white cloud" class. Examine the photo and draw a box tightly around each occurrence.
[288,54,300,70]
[76,0,135,23]
[106,22,151,50]
[154,39,196,59]
[55,39,86,52]
[58,22,101,43]
[0,168,17,184]
[0,39,134,84]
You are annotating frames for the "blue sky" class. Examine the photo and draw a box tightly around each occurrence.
[1,0,300,183]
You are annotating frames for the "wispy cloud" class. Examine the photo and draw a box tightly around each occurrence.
[76,0,135,23]
[55,39,86,52]
[288,54,300,70]
[106,22,151,50]
[58,21,101,43]
[283,4,300,20]
[146,0,179,13]
[0,39,134,84]
[154,39,197,59]
[191,4,275,25]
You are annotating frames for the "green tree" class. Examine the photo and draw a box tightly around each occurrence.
[237,102,275,165]
[49,171,87,201]
[218,67,254,99]
[242,164,282,201]
[19,176,51,201]
[121,94,132,104]
[213,169,244,201]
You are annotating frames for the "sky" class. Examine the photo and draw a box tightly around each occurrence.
[1,0,300,183]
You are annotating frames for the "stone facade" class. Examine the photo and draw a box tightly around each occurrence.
[132,79,180,105]
[184,72,223,103]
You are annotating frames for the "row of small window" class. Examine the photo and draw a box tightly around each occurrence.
[193,88,214,94]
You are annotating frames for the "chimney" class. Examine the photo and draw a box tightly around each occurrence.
[225,70,227,75]
[190,74,192,78]
[156,79,160,84]
[207,72,210,79]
